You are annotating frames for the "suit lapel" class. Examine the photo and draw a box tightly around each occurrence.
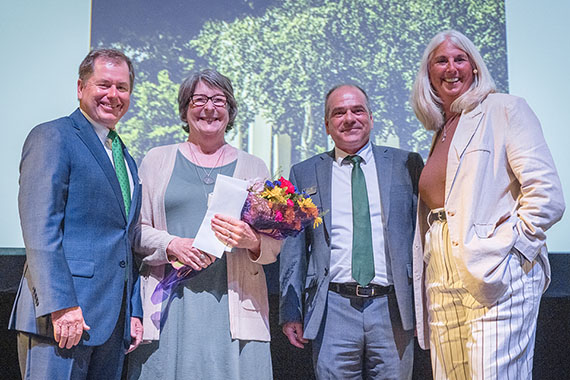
[316,151,334,238]
[445,103,485,202]
[373,145,392,225]
[70,109,128,221]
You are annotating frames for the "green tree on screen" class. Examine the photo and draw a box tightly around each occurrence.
[97,0,506,163]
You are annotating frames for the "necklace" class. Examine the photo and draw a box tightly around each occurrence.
[441,113,459,143]
[188,143,226,185]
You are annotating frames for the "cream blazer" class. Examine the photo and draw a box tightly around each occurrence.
[412,94,565,349]
[136,143,281,341]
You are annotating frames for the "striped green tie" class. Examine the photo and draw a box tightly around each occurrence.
[107,129,131,215]
[347,155,374,286]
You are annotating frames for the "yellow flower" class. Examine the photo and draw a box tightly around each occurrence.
[261,187,287,204]
[313,216,323,228]
[297,196,316,209]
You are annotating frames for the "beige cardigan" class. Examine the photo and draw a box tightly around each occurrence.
[412,94,565,349]
[137,143,281,341]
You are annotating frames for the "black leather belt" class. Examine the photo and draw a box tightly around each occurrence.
[329,282,394,298]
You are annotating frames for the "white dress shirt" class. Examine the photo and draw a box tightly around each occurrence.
[329,142,391,285]
[80,108,134,196]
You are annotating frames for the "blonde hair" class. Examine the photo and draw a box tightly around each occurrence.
[410,30,496,131]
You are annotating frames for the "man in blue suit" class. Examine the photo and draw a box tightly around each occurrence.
[9,49,143,379]
[280,84,423,379]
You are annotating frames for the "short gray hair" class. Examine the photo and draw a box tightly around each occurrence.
[410,29,496,131]
[178,69,238,133]
[78,49,135,93]
[324,83,371,121]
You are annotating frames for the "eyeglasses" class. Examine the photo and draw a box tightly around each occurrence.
[190,94,227,107]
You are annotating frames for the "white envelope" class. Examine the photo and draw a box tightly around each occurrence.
[192,174,249,258]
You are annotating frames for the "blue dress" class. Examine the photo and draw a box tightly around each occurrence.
[127,150,273,379]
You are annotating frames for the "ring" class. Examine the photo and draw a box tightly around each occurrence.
[199,254,206,260]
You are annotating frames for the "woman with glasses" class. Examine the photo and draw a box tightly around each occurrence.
[127,69,281,379]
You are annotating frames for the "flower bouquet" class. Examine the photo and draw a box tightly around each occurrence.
[241,176,322,240]
[151,176,322,329]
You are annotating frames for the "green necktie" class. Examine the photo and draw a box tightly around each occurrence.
[107,129,131,215]
[347,155,374,286]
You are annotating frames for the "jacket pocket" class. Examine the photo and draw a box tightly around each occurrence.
[465,147,491,154]
[67,259,95,278]
[462,147,491,167]
[240,266,264,311]
[473,223,495,238]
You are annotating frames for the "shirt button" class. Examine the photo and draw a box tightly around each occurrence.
[452,241,459,247]
[119,260,126,268]
[447,210,455,217]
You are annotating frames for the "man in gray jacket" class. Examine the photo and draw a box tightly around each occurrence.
[280,84,423,379]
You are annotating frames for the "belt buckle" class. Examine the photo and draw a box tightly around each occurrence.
[355,285,372,297]
[437,210,446,221]
[430,209,446,223]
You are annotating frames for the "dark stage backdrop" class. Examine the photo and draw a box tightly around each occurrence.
[1,252,569,379]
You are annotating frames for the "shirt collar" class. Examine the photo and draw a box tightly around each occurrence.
[334,141,373,166]
[79,108,115,146]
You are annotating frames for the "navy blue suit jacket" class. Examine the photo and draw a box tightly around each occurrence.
[279,144,423,339]
[9,109,143,348]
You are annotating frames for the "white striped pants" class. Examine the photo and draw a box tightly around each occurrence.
[425,215,544,380]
